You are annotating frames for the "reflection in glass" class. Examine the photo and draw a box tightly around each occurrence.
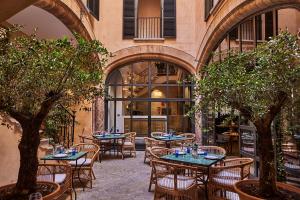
[151,86,167,98]
[168,86,183,98]
[132,62,149,84]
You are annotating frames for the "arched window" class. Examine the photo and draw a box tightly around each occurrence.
[105,60,194,137]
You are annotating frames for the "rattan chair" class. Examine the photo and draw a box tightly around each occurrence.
[152,160,199,200]
[119,132,136,158]
[144,137,161,163]
[200,146,226,155]
[148,147,173,192]
[172,133,196,148]
[37,163,72,199]
[151,132,164,137]
[208,157,254,200]
[69,143,100,188]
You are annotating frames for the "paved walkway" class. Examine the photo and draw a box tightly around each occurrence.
[77,151,153,200]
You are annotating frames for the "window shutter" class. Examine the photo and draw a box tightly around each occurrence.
[163,0,176,38]
[87,0,99,20]
[205,0,213,21]
[123,0,135,39]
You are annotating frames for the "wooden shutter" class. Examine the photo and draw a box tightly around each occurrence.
[87,0,99,20]
[205,0,213,21]
[123,0,135,39]
[163,0,176,38]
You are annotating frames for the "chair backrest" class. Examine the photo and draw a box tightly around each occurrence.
[125,132,136,143]
[72,143,100,163]
[149,147,173,160]
[210,157,254,181]
[200,146,226,155]
[78,135,94,143]
[152,160,198,191]
[179,133,196,143]
[144,137,161,148]
[37,163,72,189]
[151,132,164,137]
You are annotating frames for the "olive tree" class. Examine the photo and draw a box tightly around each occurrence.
[193,32,300,197]
[0,26,109,195]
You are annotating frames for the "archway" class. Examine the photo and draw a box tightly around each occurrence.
[196,0,300,70]
[104,60,194,138]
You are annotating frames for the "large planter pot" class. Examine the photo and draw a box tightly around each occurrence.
[234,179,300,200]
[0,181,60,200]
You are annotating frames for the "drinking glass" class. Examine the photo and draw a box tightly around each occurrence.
[175,149,179,157]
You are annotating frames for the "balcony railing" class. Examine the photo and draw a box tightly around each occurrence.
[136,17,162,39]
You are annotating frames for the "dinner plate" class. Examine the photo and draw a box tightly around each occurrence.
[53,153,68,158]
[204,155,219,160]
[65,150,72,154]
[174,151,186,155]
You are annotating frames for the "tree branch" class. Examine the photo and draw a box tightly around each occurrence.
[264,91,288,125]
[34,92,63,125]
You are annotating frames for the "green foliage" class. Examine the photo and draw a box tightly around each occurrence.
[0,26,109,120]
[193,32,300,122]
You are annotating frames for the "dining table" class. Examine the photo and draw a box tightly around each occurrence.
[152,135,185,148]
[93,133,126,159]
[41,151,87,200]
[161,151,225,199]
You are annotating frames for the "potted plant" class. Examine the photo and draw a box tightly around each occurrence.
[192,32,300,199]
[0,26,109,199]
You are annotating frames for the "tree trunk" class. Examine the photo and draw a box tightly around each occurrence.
[256,121,278,197]
[15,121,41,194]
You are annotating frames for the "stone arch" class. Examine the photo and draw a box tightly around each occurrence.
[106,45,197,76]
[34,0,95,40]
[93,45,197,132]
[196,0,300,71]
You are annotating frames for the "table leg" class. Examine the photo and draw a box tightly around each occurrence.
[77,155,87,191]
[71,164,77,200]
[166,141,171,148]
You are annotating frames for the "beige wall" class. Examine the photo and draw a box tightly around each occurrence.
[94,0,197,56]
[0,117,20,186]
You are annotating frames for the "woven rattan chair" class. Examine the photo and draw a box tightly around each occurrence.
[172,133,196,148]
[200,146,226,155]
[144,137,161,163]
[78,135,94,143]
[208,157,254,200]
[151,132,164,137]
[69,143,100,188]
[152,160,199,200]
[148,147,173,192]
[119,132,136,158]
[37,163,72,199]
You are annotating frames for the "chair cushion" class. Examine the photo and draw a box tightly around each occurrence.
[69,158,92,166]
[212,170,241,186]
[37,174,66,184]
[157,174,195,190]
[118,141,134,146]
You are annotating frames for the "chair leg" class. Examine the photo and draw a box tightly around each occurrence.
[144,151,147,163]
[92,169,96,180]
[89,170,92,189]
[148,169,154,192]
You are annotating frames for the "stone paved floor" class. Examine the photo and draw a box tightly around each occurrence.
[77,151,153,200]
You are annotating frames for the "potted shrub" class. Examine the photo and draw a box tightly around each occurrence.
[0,26,109,199]
[193,32,300,199]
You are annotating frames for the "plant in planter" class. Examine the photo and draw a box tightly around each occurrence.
[0,26,109,198]
[192,32,300,198]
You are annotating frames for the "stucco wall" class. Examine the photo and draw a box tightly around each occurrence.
[0,117,20,186]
